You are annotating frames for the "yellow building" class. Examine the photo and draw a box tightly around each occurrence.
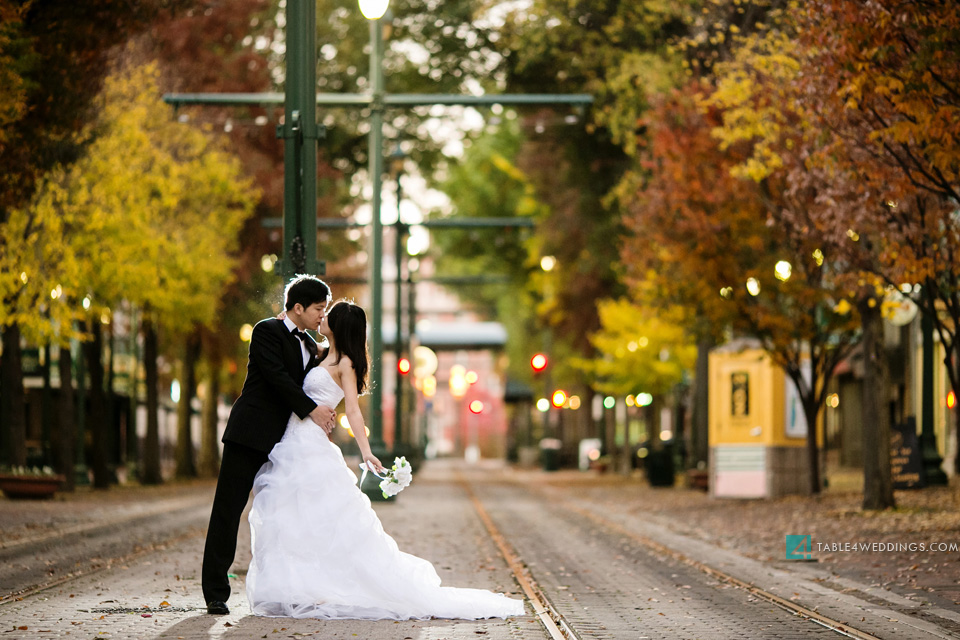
[709,341,821,498]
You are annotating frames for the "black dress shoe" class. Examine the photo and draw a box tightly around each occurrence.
[206,600,230,615]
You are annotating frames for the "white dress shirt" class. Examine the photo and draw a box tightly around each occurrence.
[282,317,311,367]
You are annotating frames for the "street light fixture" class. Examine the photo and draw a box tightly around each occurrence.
[358,0,389,19]
[363,0,389,477]
[775,260,792,282]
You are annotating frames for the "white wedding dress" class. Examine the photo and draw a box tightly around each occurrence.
[246,366,525,620]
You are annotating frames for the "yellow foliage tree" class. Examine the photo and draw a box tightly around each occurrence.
[9,61,258,484]
[579,298,696,399]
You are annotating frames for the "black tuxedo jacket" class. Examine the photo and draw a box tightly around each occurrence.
[222,317,319,453]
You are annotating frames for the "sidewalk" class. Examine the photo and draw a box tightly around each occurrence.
[0,479,216,548]
[510,464,960,624]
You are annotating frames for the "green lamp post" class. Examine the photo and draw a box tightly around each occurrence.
[361,0,392,498]
[390,146,408,452]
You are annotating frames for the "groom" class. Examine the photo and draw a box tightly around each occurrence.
[202,275,336,615]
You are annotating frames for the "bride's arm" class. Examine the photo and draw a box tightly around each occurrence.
[340,359,385,473]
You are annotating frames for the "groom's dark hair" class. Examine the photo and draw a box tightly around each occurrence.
[284,275,331,311]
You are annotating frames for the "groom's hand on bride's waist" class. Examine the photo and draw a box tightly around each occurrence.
[309,405,337,435]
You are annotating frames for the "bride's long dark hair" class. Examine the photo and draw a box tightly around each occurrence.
[325,299,370,395]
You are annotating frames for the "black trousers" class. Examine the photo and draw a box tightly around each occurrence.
[201,441,269,604]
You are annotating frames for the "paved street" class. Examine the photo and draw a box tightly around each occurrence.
[1,461,959,639]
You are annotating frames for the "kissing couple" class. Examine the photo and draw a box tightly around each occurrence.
[200,275,524,620]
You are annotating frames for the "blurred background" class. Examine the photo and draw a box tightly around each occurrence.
[1,0,957,512]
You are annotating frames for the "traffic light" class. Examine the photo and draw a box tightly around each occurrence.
[531,353,548,373]
[397,357,411,375]
[551,389,567,408]
[469,400,484,414]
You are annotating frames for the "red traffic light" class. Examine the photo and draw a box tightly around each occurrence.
[398,357,411,375]
[551,389,567,408]
[530,353,548,372]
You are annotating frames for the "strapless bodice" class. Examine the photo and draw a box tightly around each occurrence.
[303,366,344,410]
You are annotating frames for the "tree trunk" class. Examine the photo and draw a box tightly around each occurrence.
[648,395,662,448]
[954,401,960,476]
[1,323,27,467]
[859,298,895,510]
[83,321,111,489]
[41,345,52,462]
[55,344,76,491]
[947,341,960,476]
[141,317,162,485]
[126,308,140,478]
[198,330,222,478]
[105,325,116,472]
[801,395,821,495]
[691,337,712,469]
[175,329,200,478]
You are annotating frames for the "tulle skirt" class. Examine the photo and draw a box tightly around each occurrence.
[246,418,525,620]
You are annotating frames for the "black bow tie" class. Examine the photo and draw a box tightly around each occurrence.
[292,328,318,361]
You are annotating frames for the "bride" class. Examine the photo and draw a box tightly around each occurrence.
[246,299,525,620]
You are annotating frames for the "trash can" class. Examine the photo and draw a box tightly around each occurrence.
[540,438,562,472]
[645,442,675,487]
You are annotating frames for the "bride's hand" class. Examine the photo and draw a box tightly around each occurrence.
[309,405,337,435]
[277,310,287,320]
[363,453,385,474]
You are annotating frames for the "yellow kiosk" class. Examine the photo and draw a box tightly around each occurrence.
[709,340,819,498]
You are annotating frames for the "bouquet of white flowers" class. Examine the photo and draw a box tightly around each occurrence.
[359,456,413,498]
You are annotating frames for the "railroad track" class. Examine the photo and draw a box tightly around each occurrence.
[458,472,922,640]
[2,467,952,640]
[0,497,210,605]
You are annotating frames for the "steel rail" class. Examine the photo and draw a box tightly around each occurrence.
[562,502,884,640]
[463,473,884,640]
[0,527,204,606]
[459,477,577,640]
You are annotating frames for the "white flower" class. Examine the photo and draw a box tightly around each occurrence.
[393,457,413,487]
[380,478,404,497]
[360,457,414,499]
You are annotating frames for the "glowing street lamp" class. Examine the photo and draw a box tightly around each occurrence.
[358,0,389,19]
[449,364,469,399]
[775,260,792,282]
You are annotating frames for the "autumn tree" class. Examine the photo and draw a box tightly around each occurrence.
[794,0,960,490]
[25,62,257,485]
[0,0,189,467]
[617,84,761,470]
[705,8,909,506]
[625,73,860,493]
[575,297,696,467]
